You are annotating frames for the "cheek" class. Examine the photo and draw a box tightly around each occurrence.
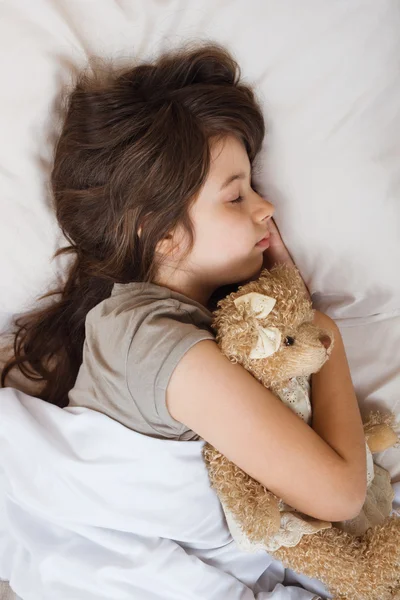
[190,204,255,263]
[208,212,251,247]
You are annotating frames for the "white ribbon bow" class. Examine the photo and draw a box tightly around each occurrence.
[234,292,282,359]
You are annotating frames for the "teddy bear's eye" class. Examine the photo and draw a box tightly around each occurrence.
[284,336,295,346]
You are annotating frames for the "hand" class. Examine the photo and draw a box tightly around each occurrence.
[263,218,312,302]
[262,217,295,270]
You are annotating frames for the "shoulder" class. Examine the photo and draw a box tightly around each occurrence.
[84,283,216,379]
[80,283,217,441]
[87,281,214,331]
[125,295,216,382]
[118,289,215,441]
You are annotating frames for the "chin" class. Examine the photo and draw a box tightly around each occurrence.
[248,263,264,281]
[234,255,264,285]
[214,255,263,288]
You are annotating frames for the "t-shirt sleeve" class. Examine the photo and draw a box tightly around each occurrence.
[126,302,215,440]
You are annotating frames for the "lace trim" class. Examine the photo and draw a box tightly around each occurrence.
[223,503,332,553]
[277,376,312,424]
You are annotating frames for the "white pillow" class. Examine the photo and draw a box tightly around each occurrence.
[252,1,400,319]
[0,0,399,333]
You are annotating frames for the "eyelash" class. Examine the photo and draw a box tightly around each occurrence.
[231,195,244,204]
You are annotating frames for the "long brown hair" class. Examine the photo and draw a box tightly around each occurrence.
[1,41,265,407]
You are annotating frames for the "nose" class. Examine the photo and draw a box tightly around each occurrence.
[319,334,331,350]
[255,195,275,223]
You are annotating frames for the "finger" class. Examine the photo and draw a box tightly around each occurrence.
[268,217,280,235]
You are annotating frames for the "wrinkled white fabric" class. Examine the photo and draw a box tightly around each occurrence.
[0,388,325,600]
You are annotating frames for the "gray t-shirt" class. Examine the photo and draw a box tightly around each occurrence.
[68,281,216,440]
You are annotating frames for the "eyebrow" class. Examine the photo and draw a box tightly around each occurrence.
[219,170,250,190]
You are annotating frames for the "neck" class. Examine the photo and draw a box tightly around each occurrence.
[154,261,263,311]
[153,265,216,309]
[164,279,215,309]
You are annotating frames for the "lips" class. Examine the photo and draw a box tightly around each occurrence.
[256,235,270,247]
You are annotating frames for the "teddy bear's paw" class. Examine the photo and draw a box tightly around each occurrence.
[365,423,399,453]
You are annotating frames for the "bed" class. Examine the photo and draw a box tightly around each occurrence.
[0,1,399,599]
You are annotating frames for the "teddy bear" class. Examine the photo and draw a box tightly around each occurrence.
[202,264,400,600]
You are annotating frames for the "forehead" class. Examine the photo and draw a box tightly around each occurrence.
[207,135,250,187]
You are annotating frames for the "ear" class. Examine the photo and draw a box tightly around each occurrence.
[137,220,182,258]
[155,227,185,258]
[155,233,175,256]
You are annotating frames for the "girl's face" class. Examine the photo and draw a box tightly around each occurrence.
[157,135,275,300]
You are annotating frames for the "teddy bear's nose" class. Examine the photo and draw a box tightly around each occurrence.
[319,334,331,350]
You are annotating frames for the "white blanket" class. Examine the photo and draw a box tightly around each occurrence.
[0,388,326,600]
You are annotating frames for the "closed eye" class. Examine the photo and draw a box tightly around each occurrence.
[231,196,244,204]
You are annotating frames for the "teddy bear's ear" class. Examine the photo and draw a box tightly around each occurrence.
[215,290,276,325]
[233,292,276,319]
[233,292,282,358]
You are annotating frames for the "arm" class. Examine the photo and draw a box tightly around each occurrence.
[260,218,366,507]
[167,340,367,522]
[264,219,367,494]
[311,312,367,504]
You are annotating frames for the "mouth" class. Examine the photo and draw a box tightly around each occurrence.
[255,235,270,248]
